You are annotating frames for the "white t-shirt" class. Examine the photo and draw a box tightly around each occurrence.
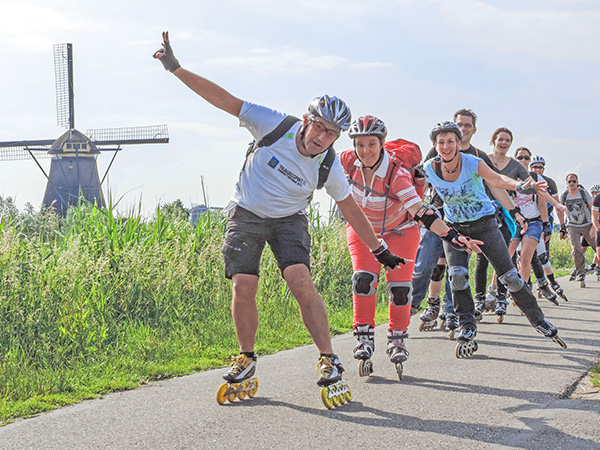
[230,102,351,218]
[513,173,542,219]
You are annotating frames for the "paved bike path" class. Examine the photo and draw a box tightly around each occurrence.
[1,275,599,449]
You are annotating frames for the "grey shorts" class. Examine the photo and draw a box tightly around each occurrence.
[222,205,311,279]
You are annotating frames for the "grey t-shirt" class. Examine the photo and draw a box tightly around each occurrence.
[560,188,593,227]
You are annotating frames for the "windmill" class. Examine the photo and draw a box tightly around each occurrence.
[0,43,169,214]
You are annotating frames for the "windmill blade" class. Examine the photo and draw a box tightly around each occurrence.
[0,143,53,162]
[86,124,169,146]
[54,43,75,130]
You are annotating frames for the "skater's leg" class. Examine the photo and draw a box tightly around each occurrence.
[442,243,476,330]
[568,226,586,276]
[231,274,260,352]
[284,264,335,354]
[411,230,444,310]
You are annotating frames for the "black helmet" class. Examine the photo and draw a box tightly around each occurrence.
[430,121,463,144]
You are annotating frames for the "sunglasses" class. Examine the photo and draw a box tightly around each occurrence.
[530,165,544,170]
[309,117,340,139]
[516,155,530,161]
[567,180,578,184]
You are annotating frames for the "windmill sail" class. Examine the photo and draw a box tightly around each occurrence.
[54,43,75,130]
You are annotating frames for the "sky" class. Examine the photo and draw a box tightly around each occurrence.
[1,0,599,218]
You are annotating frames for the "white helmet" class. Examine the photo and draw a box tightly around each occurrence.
[308,95,352,131]
[590,184,600,193]
[529,155,546,167]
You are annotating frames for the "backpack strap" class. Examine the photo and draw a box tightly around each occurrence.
[241,115,300,173]
[316,147,335,190]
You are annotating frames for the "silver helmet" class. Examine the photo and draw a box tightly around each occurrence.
[308,95,352,131]
[348,115,388,140]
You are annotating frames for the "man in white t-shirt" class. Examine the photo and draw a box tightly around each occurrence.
[154,32,406,392]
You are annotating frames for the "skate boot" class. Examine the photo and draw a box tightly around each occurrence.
[537,279,559,306]
[551,283,568,302]
[216,354,258,404]
[585,263,596,275]
[485,285,498,312]
[577,273,586,288]
[438,312,447,331]
[445,313,459,340]
[474,294,485,322]
[352,325,374,377]
[495,298,508,324]
[569,269,577,281]
[410,305,421,316]
[386,330,409,380]
[455,327,478,358]
[316,354,351,409]
[596,266,600,282]
[534,319,567,348]
[419,297,440,332]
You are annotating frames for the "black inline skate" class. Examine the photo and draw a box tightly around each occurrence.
[353,325,374,377]
[537,279,559,305]
[495,298,508,323]
[474,293,485,322]
[533,319,567,348]
[577,273,586,288]
[485,285,497,312]
[455,327,478,358]
[569,269,577,281]
[445,313,459,340]
[419,297,440,332]
[551,283,568,302]
[387,330,409,380]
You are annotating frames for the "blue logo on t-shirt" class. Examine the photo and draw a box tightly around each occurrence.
[268,157,279,169]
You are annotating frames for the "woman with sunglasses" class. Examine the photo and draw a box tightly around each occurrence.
[423,122,566,358]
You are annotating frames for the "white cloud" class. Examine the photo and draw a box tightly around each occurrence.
[208,47,394,75]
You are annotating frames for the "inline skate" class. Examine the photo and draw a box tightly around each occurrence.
[445,313,459,340]
[474,294,485,322]
[551,283,568,302]
[577,273,586,288]
[596,266,600,282]
[569,269,577,281]
[386,329,409,381]
[533,319,567,348]
[485,285,497,312]
[455,327,478,358]
[216,354,259,405]
[537,279,559,305]
[317,354,351,409]
[495,298,508,323]
[353,325,374,377]
[419,297,440,332]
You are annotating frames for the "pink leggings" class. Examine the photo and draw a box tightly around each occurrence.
[347,225,419,331]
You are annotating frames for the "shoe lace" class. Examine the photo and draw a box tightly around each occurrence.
[316,356,334,377]
[229,355,248,375]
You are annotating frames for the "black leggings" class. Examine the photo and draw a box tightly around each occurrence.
[444,215,546,330]
[474,217,511,300]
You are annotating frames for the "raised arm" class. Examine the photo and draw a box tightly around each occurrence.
[153,32,243,117]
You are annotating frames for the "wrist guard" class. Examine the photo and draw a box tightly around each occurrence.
[516,181,536,195]
[440,227,469,251]
[371,239,406,269]
[508,206,521,220]
[414,204,442,230]
[157,39,181,72]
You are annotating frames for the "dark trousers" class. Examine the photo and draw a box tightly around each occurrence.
[444,215,545,329]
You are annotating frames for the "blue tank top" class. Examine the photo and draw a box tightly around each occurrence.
[423,153,496,223]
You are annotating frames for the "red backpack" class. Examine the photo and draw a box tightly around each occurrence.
[383,138,425,199]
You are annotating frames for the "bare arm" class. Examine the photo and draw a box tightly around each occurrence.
[593,209,600,231]
[537,191,549,223]
[154,31,243,117]
[487,184,515,211]
[477,161,520,191]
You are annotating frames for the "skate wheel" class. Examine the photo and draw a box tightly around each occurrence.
[358,359,372,377]
[448,329,455,340]
[338,392,347,405]
[439,320,446,331]
[247,378,258,398]
[418,321,425,332]
[216,384,229,405]
[497,315,504,324]
[332,393,341,407]
[227,391,237,403]
[580,282,586,288]
[320,387,334,409]
[396,363,403,381]
[237,390,247,400]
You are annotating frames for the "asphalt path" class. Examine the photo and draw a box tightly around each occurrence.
[1,275,599,450]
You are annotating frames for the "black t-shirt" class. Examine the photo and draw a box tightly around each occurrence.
[593,192,600,210]
[424,145,496,210]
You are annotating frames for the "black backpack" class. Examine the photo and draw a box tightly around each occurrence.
[241,115,335,190]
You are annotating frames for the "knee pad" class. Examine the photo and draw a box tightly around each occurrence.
[431,264,446,282]
[387,282,412,306]
[352,271,378,297]
[498,267,525,293]
[448,266,469,291]
[538,251,550,267]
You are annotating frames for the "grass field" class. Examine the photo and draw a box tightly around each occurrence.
[0,198,597,424]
